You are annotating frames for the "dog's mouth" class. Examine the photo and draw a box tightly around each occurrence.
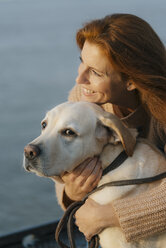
[24,155,65,180]
[25,163,33,172]
[24,156,46,176]
[26,165,51,178]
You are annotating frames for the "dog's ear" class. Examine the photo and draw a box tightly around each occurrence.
[95,121,108,143]
[98,112,137,156]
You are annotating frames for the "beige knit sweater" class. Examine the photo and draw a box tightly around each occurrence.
[55,84,166,242]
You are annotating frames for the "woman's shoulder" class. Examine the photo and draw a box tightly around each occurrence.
[68,84,82,102]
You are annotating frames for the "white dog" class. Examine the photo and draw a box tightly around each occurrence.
[23,101,166,248]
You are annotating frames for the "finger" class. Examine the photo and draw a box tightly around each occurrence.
[80,163,102,193]
[90,167,103,188]
[62,158,93,182]
[72,157,93,176]
[76,157,99,186]
[84,160,102,186]
[80,157,98,178]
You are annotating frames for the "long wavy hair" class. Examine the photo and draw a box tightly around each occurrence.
[76,13,166,124]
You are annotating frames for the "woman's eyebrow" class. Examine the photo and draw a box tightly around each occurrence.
[79,55,106,75]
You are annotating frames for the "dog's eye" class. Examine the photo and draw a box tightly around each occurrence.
[41,121,47,130]
[61,129,77,137]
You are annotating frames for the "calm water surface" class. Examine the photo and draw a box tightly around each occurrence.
[0,0,165,236]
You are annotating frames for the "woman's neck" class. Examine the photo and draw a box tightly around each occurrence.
[115,90,140,111]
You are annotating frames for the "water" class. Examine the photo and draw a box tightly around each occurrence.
[0,0,165,237]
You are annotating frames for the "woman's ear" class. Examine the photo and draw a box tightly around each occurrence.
[126,81,136,91]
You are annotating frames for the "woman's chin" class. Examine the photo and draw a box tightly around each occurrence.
[81,95,106,104]
[81,96,93,102]
[81,93,99,103]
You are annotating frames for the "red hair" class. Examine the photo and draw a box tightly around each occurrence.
[76,14,166,123]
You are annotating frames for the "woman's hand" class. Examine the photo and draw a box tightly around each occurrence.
[62,157,102,201]
[75,198,120,241]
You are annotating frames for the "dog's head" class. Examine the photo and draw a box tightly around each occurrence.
[23,101,137,178]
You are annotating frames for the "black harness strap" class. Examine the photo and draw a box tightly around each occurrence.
[102,150,128,176]
[55,201,84,248]
[55,151,166,248]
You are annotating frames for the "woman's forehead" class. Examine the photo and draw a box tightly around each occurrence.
[81,40,113,74]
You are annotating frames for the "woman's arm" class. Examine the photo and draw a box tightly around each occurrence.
[74,121,166,241]
[73,178,166,242]
[113,120,166,241]
[112,178,166,241]
[56,142,166,241]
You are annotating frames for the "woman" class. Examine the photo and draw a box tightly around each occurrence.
[56,13,166,242]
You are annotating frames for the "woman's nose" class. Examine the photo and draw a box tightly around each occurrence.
[76,64,89,85]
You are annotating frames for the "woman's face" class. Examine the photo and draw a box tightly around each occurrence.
[76,40,128,105]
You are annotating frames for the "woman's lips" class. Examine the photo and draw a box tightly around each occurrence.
[82,87,96,96]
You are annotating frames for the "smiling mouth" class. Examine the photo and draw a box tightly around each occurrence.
[82,87,96,96]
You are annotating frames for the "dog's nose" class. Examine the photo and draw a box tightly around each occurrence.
[24,144,40,160]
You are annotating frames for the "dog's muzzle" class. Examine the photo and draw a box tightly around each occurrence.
[24,144,41,171]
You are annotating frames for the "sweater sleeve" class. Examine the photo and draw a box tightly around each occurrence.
[113,120,166,242]
[113,178,166,242]
[68,84,82,102]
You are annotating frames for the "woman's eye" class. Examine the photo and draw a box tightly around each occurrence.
[61,129,77,137]
[91,69,102,77]
[41,121,47,130]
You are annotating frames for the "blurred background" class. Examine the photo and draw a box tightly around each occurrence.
[0,0,165,236]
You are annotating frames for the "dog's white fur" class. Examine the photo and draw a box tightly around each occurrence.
[24,101,166,248]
